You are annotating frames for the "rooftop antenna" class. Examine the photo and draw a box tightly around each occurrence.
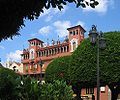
[47,38,49,46]
[58,35,59,41]
[57,35,60,44]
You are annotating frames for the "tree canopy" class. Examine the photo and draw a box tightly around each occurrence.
[45,56,71,83]
[70,31,120,85]
[45,31,120,100]
[0,0,98,41]
[69,31,120,100]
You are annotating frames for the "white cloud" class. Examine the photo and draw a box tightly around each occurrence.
[6,50,22,62]
[38,26,51,36]
[45,15,52,22]
[39,6,68,22]
[0,45,5,49]
[83,0,114,14]
[77,20,85,27]
[53,20,71,38]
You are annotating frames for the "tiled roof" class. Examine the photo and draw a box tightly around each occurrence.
[28,38,44,43]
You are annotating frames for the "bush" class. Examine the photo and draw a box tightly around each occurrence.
[18,76,42,100]
[0,67,20,100]
[41,80,73,100]
[0,68,73,100]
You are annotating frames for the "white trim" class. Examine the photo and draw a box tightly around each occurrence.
[29,48,35,59]
[70,38,78,52]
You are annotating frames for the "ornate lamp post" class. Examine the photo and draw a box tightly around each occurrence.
[89,25,106,100]
[39,59,44,82]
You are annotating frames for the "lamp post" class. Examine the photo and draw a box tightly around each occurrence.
[89,25,106,100]
[39,59,44,82]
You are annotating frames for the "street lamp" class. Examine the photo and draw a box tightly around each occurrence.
[89,25,106,100]
[39,59,44,82]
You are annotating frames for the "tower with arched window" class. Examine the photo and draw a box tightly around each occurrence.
[67,25,86,52]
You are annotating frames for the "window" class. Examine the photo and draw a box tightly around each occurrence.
[13,66,16,71]
[86,87,94,94]
[76,30,78,35]
[100,86,105,92]
[30,49,35,59]
[34,42,35,45]
[70,31,72,34]
[36,42,38,46]
[33,64,37,72]
[26,65,28,72]
[31,51,34,59]
[81,31,84,35]
[73,42,76,50]
[73,31,75,35]
[39,52,41,57]
[31,42,33,46]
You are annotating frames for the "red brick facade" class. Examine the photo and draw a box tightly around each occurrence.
[21,25,85,75]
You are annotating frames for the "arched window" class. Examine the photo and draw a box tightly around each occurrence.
[31,51,34,59]
[30,49,34,59]
[73,42,76,50]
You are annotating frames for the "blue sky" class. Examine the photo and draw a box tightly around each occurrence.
[0,0,120,64]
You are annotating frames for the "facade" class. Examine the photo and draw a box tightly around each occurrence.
[21,25,85,77]
[81,86,111,100]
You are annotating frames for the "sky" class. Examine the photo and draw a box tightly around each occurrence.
[0,0,120,64]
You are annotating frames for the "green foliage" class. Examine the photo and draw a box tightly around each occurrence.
[0,0,99,41]
[41,80,73,100]
[70,31,120,86]
[45,31,120,87]
[18,76,42,100]
[100,32,120,83]
[0,68,73,100]
[0,67,20,100]
[45,56,71,83]
[45,31,120,99]
[70,38,97,85]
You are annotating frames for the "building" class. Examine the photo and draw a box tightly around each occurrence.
[21,25,85,78]
[21,25,114,100]
[5,61,23,74]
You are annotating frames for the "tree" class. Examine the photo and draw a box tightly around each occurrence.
[45,56,71,83]
[0,67,20,100]
[70,31,120,100]
[45,31,120,100]
[0,0,98,41]
[45,55,85,99]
